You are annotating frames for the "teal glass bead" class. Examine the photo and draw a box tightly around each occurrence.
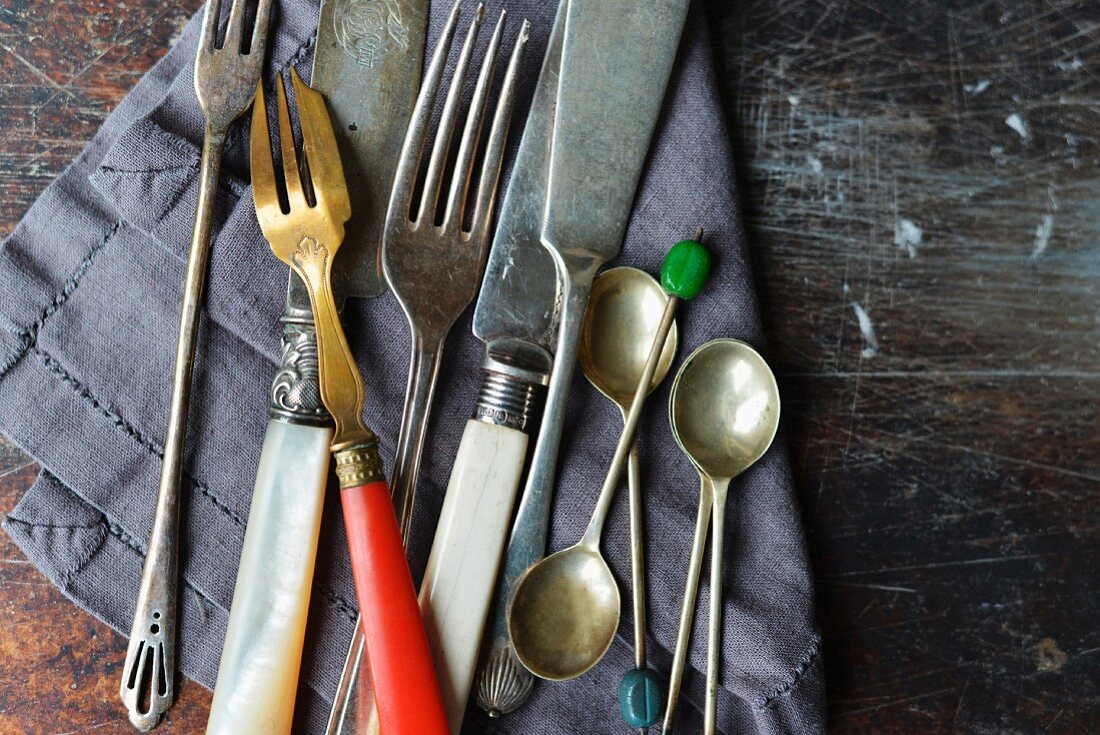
[661,239,712,300]
[619,667,665,728]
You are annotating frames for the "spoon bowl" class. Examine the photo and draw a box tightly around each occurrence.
[508,545,620,680]
[670,339,780,479]
[580,267,679,407]
[665,338,780,734]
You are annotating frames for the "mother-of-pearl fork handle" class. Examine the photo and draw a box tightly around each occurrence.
[206,420,333,735]
[420,416,529,733]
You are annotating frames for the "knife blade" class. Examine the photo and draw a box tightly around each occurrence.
[470,13,561,378]
[311,0,429,300]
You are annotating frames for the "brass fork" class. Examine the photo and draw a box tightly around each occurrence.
[250,69,368,453]
[252,69,453,734]
[383,3,529,539]
[120,0,270,729]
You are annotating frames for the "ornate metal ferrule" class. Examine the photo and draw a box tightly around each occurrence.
[269,307,332,426]
[334,440,385,488]
[473,356,546,433]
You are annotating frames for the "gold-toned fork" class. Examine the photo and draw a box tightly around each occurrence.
[383,3,529,541]
[120,0,270,728]
[252,68,451,735]
[250,69,369,454]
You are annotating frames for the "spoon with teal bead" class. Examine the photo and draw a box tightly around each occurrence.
[579,263,680,730]
[507,236,713,713]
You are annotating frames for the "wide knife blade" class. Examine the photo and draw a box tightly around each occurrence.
[542,0,689,257]
[311,0,430,300]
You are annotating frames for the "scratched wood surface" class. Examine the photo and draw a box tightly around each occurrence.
[1,0,1098,732]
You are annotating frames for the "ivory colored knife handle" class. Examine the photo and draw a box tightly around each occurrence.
[419,418,529,733]
[206,419,332,735]
[340,476,450,735]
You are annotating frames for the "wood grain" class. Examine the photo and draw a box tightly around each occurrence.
[709,0,1100,731]
[1,0,1098,732]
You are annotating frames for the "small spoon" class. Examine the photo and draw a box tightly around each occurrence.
[579,267,679,729]
[508,237,712,682]
[666,339,780,734]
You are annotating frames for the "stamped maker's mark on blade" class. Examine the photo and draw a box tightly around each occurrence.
[333,0,411,67]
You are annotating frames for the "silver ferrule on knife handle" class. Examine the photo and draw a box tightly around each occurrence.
[473,357,546,433]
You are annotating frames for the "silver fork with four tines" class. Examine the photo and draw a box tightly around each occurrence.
[119,0,271,729]
[383,2,529,541]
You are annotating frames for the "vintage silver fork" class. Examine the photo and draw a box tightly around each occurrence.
[383,3,528,540]
[119,0,270,729]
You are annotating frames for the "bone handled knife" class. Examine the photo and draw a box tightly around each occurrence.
[464,4,564,719]
[419,6,564,728]
[472,0,692,718]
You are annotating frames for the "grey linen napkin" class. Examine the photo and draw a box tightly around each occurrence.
[0,0,824,732]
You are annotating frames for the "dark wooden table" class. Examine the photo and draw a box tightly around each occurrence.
[2,0,1098,732]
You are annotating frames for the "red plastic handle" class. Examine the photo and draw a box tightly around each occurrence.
[340,480,449,735]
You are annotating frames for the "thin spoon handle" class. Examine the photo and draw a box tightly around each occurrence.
[582,296,678,546]
[704,477,731,735]
[663,471,714,733]
[626,442,645,668]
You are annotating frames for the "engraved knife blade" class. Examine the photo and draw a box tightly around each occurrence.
[311,0,430,300]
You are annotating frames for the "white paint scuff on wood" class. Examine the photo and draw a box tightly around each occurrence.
[1005,113,1030,140]
[894,218,923,258]
[1031,215,1054,259]
[851,301,879,359]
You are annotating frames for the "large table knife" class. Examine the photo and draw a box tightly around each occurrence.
[471,0,691,718]
[418,7,564,730]
[205,1,428,731]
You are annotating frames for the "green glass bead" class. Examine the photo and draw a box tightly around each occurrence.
[661,239,712,300]
[619,667,665,728]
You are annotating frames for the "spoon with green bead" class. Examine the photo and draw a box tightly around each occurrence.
[507,236,713,687]
[579,264,679,730]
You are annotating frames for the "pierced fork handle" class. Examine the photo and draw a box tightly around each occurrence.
[121,124,225,731]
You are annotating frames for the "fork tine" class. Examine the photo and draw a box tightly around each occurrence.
[418,3,485,225]
[199,0,221,53]
[469,19,530,238]
[250,81,280,222]
[441,9,505,233]
[292,67,351,222]
[250,0,274,57]
[388,0,464,222]
[223,0,249,53]
[275,72,306,210]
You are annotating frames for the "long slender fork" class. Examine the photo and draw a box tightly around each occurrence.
[120,0,270,729]
[384,3,529,540]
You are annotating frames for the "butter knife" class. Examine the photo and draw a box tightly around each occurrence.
[471,0,691,717]
[206,0,428,731]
